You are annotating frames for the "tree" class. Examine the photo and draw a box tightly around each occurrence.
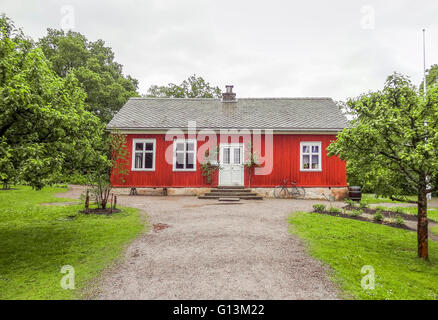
[0,15,104,189]
[146,74,221,98]
[420,64,438,92]
[88,131,129,210]
[38,29,139,123]
[327,73,438,260]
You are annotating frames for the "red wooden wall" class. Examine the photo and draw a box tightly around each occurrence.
[111,133,347,188]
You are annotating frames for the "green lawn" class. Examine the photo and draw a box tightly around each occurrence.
[432,226,438,237]
[0,186,145,300]
[289,212,438,300]
[361,193,417,204]
[379,206,438,223]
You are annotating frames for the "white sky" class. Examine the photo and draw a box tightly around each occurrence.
[2,0,437,101]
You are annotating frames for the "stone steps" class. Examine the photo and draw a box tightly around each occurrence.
[198,195,264,200]
[203,192,259,197]
[210,188,252,193]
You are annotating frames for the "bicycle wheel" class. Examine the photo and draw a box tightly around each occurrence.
[274,186,287,199]
[291,187,306,199]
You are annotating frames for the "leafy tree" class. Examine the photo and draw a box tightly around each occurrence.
[146,74,221,98]
[328,73,438,260]
[38,29,139,123]
[88,131,129,210]
[420,64,438,92]
[0,15,104,189]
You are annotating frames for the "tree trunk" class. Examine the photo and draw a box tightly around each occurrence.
[417,178,429,260]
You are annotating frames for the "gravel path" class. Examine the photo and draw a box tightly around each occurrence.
[58,185,340,300]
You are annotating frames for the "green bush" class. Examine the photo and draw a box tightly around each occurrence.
[393,215,404,225]
[374,211,384,222]
[345,199,356,207]
[350,209,363,217]
[359,200,369,208]
[313,204,327,213]
[328,206,341,214]
[61,173,88,185]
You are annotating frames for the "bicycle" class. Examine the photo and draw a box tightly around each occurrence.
[274,179,306,199]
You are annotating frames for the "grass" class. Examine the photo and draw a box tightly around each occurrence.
[288,212,438,300]
[432,226,438,237]
[361,193,417,204]
[0,186,145,300]
[382,206,438,223]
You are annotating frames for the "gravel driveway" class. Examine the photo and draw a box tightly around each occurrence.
[60,186,340,299]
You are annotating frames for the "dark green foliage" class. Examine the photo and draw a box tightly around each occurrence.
[373,211,384,222]
[313,204,326,213]
[328,206,341,214]
[350,209,363,217]
[0,15,104,189]
[146,74,221,98]
[38,29,139,123]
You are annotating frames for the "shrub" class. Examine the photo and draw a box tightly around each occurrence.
[374,211,384,222]
[345,199,356,207]
[393,215,404,225]
[375,205,386,212]
[313,204,326,213]
[328,206,341,214]
[350,209,363,217]
[359,200,369,208]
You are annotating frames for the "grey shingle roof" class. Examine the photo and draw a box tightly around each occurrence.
[107,97,348,131]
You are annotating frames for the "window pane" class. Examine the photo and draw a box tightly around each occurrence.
[223,148,230,164]
[312,145,319,153]
[176,152,184,169]
[135,143,144,151]
[187,142,194,151]
[135,153,143,168]
[176,143,184,151]
[302,155,310,169]
[186,152,194,169]
[311,155,319,169]
[145,143,154,151]
[144,153,153,169]
[233,148,241,164]
[302,145,309,153]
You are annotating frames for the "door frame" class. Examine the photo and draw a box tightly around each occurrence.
[218,143,245,186]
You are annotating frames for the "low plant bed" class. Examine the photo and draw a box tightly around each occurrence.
[344,205,420,222]
[81,208,121,215]
[313,209,413,231]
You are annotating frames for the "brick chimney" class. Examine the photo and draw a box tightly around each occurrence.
[221,85,236,102]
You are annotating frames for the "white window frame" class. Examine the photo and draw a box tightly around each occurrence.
[300,141,322,172]
[131,139,156,171]
[173,139,197,172]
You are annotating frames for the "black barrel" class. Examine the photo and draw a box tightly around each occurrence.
[349,186,362,202]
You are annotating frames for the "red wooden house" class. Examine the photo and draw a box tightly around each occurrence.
[107,86,348,199]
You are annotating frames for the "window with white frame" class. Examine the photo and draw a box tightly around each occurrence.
[132,139,156,171]
[173,139,196,171]
[300,142,322,171]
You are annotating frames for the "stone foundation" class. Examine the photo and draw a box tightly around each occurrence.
[112,186,348,200]
[253,187,348,200]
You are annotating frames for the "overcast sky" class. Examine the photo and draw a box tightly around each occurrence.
[2,0,437,100]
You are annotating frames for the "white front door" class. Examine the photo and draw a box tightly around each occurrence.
[219,144,244,186]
